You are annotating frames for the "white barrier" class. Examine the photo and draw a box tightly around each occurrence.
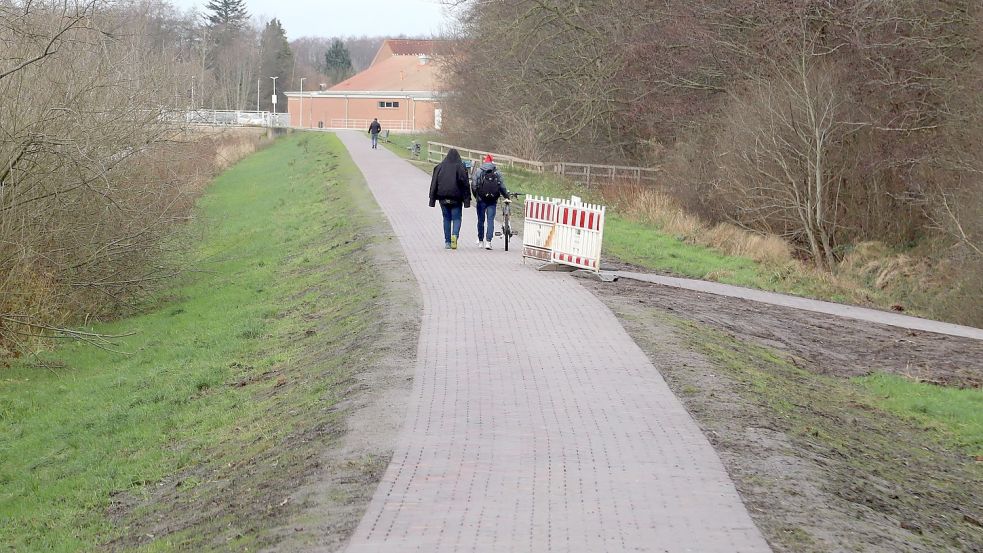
[550,198,606,272]
[521,195,607,272]
[521,195,561,262]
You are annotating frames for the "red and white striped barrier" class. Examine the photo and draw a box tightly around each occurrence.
[550,198,606,272]
[521,195,561,262]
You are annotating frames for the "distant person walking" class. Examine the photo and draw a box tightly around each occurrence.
[472,154,509,250]
[368,118,382,149]
[429,148,471,249]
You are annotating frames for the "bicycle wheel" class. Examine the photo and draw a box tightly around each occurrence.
[503,219,511,251]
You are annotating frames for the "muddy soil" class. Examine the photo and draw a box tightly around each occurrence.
[584,276,983,552]
[596,269,983,388]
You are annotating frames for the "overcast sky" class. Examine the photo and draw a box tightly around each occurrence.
[169,0,456,40]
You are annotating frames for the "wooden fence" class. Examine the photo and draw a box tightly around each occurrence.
[426,141,661,187]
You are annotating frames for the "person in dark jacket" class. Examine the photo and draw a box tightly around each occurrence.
[429,148,471,249]
[368,118,382,149]
[471,154,509,250]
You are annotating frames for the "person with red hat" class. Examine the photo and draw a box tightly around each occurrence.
[471,154,510,249]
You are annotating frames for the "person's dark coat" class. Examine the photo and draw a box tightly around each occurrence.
[368,120,381,134]
[429,149,471,208]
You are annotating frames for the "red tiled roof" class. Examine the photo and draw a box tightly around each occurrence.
[386,39,454,57]
[329,54,440,92]
[330,39,450,93]
[370,39,453,67]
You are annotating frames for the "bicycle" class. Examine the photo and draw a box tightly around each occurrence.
[495,192,525,251]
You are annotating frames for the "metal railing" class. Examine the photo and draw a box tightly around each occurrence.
[328,118,414,131]
[179,110,290,128]
[426,141,660,186]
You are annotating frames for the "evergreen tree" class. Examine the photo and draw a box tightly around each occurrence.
[259,18,293,111]
[323,39,353,84]
[204,0,248,30]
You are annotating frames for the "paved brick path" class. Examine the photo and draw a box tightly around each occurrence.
[337,132,770,553]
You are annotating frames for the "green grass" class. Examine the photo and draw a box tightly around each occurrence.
[381,132,438,166]
[858,374,983,455]
[0,132,384,550]
[602,217,762,281]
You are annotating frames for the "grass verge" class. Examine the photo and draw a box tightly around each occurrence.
[0,132,388,551]
[381,132,438,170]
[858,374,983,455]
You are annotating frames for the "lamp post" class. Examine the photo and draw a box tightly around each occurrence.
[299,77,306,128]
[256,78,260,112]
[270,76,278,114]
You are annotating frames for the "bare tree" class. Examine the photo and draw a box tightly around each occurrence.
[0,1,227,352]
[715,45,851,270]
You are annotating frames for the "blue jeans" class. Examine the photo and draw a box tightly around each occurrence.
[439,202,462,243]
[370,132,379,148]
[476,201,497,242]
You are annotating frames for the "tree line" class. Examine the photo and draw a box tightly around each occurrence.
[445,0,983,324]
[140,0,357,113]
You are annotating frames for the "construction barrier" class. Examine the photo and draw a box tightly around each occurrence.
[521,195,607,272]
[550,198,606,272]
[521,196,560,262]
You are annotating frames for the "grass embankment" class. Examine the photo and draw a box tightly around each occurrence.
[0,133,387,550]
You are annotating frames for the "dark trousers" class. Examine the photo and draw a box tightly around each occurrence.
[476,201,497,242]
[440,202,462,243]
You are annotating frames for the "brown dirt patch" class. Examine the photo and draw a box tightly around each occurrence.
[597,270,983,388]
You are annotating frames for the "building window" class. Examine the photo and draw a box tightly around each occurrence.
[378,101,400,108]
[318,121,324,129]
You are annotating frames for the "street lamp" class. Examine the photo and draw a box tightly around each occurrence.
[299,77,306,128]
[270,76,278,114]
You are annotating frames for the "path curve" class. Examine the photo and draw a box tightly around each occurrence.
[613,272,983,341]
[337,131,770,553]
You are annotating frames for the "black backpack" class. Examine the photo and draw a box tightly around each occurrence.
[476,169,501,202]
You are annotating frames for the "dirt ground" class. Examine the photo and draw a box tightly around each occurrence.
[595,268,983,388]
[583,275,983,552]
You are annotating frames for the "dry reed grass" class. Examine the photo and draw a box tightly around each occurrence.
[601,182,792,266]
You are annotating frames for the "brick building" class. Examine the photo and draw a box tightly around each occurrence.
[285,39,450,132]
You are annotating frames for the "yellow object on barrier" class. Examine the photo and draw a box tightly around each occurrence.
[521,195,561,262]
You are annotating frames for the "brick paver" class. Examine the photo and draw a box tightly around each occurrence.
[337,131,771,553]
